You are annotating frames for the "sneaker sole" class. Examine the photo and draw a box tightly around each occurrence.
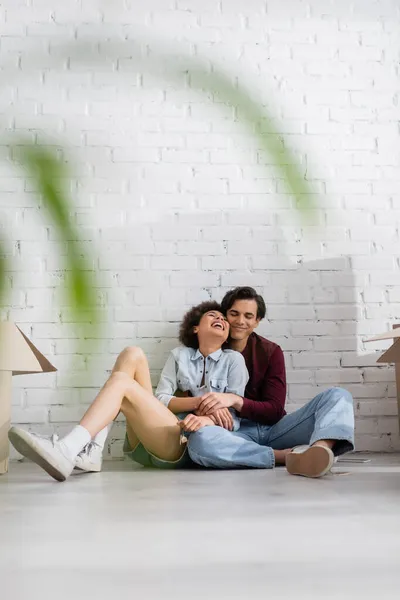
[285,446,334,478]
[8,428,68,482]
[74,464,102,473]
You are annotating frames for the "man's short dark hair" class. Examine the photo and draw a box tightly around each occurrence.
[179,301,222,349]
[221,287,266,320]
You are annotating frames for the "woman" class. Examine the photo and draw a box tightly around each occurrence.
[8,301,248,481]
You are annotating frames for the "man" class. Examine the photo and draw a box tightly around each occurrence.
[189,286,355,477]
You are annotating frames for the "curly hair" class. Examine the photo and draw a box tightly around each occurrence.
[179,301,223,349]
[221,286,266,320]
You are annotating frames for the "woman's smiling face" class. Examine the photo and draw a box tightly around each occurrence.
[193,310,230,345]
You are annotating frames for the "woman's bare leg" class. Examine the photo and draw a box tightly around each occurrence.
[109,346,153,449]
[80,346,152,440]
[111,346,153,393]
[79,347,183,461]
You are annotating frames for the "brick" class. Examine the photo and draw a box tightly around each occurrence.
[181,177,227,194]
[202,226,249,241]
[197,194,243,210]
[291,321,340,336]
[137,133,185,148]
[355,419,378,435]
[187,133,230,150]
[356,399,398,417]
[277,337,313,351]
[315,305,362,321]
[314,336,357,352]
[315,369,363,384]
[151,256,197,270]
[170,272,219,287]
[286,370,314,384]
[351,256,395,270]
[341,353,383,368]
[12,408,49,424]
[137,322,179,338]
[252,256,299,270]
[118,271,169,288]
[115,306,163,321]
[201,256,247,270]
[363,367,395,383]
[269,306,316,320]
[151,225,200,241]
[178,211,223,226]
[227,241,276,256]
[314,288,338,304]
[377,417,399,436]
[26,389,80,406]
[220,271,271,287]
[177,241,225,256]
[227,211,273,225]
[50,406,88,423]
[99,255,147,270]
[287,384,320,401]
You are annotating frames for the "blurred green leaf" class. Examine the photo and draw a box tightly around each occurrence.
[17,143,99,333]
[186,65,314,212]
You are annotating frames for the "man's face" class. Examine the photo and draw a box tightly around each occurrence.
[226,299,260,341]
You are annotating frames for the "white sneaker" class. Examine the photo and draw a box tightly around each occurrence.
[75,442,103,473]
[8,427,74,482]
[285,444,335,478]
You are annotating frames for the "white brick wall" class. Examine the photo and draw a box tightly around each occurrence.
[2,0,400,457]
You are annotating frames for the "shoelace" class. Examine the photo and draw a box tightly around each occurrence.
[79,441,100,458]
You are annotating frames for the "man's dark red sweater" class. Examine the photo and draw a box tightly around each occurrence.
[239,332,287,425]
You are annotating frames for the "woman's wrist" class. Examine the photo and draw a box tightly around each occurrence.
[192,396,202,411]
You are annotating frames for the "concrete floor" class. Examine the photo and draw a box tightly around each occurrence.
[1,455,400,600]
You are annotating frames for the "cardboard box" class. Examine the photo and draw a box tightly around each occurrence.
[365,324,400,428]
[0,322,56,474]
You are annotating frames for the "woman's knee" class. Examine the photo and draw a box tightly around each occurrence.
[119,346,146,364]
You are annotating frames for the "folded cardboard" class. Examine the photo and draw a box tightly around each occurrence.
[0,322,56,474]
[365,324,400,428]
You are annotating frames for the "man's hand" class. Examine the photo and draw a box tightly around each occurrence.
[209,408,234,431]
[197,392,243,415]
[179,414,214,433]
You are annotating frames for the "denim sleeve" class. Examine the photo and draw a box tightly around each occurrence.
[226,352,249,396]
[229,409,241,432]
[155,351,178,407]
[225,352,249,431]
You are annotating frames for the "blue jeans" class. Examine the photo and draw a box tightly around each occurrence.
[187,387,355,469]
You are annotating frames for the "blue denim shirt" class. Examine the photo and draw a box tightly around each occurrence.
[155,346,249,431]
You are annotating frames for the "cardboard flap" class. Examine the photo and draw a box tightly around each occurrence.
[377,338,400,364]
[365,329,400,343]
[0,322,56,375]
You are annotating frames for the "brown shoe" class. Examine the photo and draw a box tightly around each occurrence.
[285,445,335,478]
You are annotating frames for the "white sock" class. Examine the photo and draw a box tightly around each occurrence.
[93,424,112,450]
[59,425,92,461]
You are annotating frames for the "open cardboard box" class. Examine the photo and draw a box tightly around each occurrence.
[0,322,56,474]
[365,324,400,428]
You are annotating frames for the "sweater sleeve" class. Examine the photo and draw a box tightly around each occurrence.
[240,346,287,425]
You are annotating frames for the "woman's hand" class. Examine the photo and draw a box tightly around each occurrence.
[178,414,214,433]
[208,408,234,431]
